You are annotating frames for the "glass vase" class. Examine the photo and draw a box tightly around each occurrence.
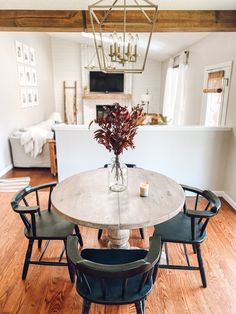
[108,155,128,192]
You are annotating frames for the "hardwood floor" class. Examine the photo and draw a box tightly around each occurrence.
[0,168,236,313]
[1,167,57,186]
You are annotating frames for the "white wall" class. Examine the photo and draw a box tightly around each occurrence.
[180,33,236,205]
[160,33,236,204]
[224,130,236,207]
[132,58,162,112]
[55,125,231,193]
[184,33,236,125]
[50,37,162,123]
[160,33,236,126]
[51,37,83,124]
[183,33,236,204]
[0,32,55,175]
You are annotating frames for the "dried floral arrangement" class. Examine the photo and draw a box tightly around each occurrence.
[89,103,144,156]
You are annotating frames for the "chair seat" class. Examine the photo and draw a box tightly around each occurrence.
[77,249,152,304]
[25,209,75,239]
[154,212,206,244]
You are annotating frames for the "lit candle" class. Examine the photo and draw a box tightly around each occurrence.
[140,182,149,197]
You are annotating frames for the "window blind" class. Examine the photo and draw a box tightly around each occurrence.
[203,70,225,93]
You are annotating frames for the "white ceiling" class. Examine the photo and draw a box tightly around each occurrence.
[0,0,236,10]
[48,32,210,61]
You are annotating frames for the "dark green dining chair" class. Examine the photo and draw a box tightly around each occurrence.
[98,163,145,240]
[153,184,221,287]
[67,234,161,314]
[11,182,83,281]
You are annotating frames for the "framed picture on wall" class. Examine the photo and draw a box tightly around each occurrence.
[27,89,33,106]
[18,65,25,86]
[29,47,36,66]
[15,41,23,63]
[25,67,31,85]
[23,45,30,64]
[32,89,39,106]
[20,88,28,108]
[31,68,37,86]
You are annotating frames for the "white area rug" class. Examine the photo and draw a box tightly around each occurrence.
[0,177,30,192]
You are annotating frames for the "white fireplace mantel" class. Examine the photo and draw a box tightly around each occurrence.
[82,93,132,100]
[80,45,133,124]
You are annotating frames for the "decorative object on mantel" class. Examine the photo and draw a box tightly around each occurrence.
[88,0,158,74]
[83,85,89,95]
[89,103,144,191]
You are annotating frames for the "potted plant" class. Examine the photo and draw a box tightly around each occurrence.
[90,103,144,191]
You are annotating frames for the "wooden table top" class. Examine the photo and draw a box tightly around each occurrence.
[51,168,185,230]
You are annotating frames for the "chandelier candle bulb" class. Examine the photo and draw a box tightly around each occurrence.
[140,182,149,197]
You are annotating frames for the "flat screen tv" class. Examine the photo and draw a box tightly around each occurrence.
[89,71,124,93]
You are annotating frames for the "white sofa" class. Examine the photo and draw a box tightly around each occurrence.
[9,112,61,168]
[9,134,51,168]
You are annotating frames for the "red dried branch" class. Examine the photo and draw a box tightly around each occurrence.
[90,103,144,155]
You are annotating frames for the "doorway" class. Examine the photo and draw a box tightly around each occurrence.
[201,61,233,126]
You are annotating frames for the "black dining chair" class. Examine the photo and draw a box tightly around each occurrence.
[98,163,145,240]
[11,182,83,281]
[67,234,161,314]
[153,184,221,287]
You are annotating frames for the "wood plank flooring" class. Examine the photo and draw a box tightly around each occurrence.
[0,168,236,313]
[1,167,57,186]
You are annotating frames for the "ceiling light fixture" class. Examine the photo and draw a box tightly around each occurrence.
[84,45,116,71]
[88,0,158,74]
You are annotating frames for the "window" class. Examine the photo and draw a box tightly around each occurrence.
[201,61,232,126]
[163,52,189,125]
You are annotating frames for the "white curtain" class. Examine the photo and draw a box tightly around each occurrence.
[163,53,188,125]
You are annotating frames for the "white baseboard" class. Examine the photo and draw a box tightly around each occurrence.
[214,190,236,211]
[221,192,236,211]
[213,191,224,197]
[0,164,13,177]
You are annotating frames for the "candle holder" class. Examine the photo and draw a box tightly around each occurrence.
[140,182,149,197]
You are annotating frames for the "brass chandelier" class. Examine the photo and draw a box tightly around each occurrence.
[89,0,158,74]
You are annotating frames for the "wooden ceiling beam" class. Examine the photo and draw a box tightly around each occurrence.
[0,10,236,32]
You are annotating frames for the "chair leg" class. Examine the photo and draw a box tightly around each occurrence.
[82,299,91,314]
[196,244,207,288]
[192,243,197,254]
[135,301,144,314]
[74,225,83,247]
[152,264,159,284]
[164,242,170,265]
[142,299,146,314]
[22,239,34,280]
[98,229,103,240]
[38,239,42,249]
[64,240,75,283]
[139,228,145,239]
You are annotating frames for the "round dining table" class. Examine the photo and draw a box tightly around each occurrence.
[51,168,185,248]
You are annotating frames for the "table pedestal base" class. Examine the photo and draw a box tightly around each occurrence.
[108,229,130,249]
